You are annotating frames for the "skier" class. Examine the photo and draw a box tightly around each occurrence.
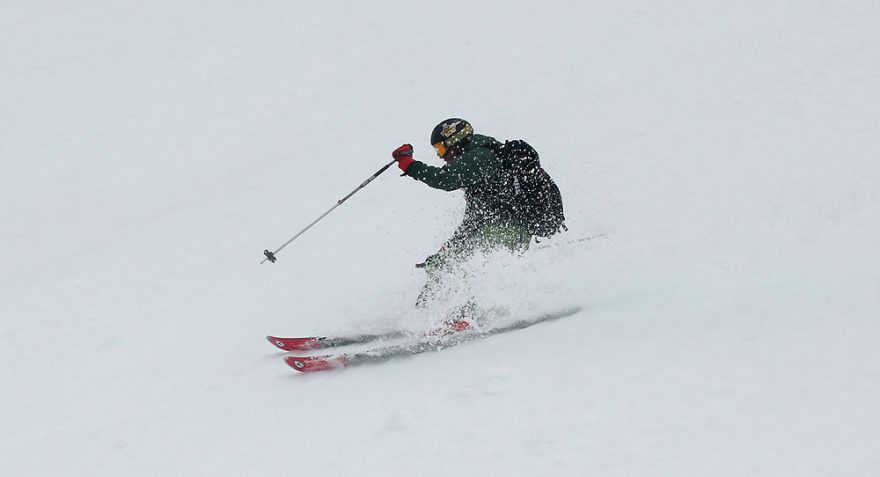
[392,118,532,312]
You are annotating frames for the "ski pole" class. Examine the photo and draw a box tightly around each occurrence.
[262,159,398,264]
[532,232,611,250]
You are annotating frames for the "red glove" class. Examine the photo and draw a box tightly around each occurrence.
[392,143,414,173]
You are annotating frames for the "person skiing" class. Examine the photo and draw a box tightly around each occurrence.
[392,118,532,310]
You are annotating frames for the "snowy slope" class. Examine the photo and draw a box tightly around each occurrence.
[2,1,879,475]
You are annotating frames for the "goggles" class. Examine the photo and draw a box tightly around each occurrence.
[433,142,448,158]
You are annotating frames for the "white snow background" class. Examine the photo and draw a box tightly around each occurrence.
[2,1,879,475]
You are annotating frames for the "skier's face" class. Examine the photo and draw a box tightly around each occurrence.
[433,142,448,158]
[433,142,458,163]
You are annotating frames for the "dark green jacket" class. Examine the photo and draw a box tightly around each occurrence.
[405,134,523,242]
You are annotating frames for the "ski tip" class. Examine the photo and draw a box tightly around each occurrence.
[266,336,286,350]
[267,335,324,352]
[284,355,345,373]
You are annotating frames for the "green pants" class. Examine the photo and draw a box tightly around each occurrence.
[416,222,531,308]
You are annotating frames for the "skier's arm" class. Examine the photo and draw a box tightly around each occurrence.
[403,162,469,191]
[404,149,496,191]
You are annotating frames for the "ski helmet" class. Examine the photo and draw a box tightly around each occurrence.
[430,118,474,154]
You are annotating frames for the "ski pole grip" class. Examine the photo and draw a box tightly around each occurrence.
[392,144,413,158]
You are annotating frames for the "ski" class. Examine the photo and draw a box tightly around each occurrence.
[284,334,472,372]
[283,307,582,373]
[283,341,432,372]
[266,330,411,352]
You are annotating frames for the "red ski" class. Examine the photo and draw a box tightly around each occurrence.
[284,355,347,372]
[266,329,410,352]
[266,336,326,352]
[283,340,447,373]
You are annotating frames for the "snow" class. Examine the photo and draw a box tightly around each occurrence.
[2,1,879,475]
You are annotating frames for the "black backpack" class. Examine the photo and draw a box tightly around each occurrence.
[494,140,567,238]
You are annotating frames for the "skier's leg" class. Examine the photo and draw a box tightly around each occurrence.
[416,222,530,311]
[415,243,471,308]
